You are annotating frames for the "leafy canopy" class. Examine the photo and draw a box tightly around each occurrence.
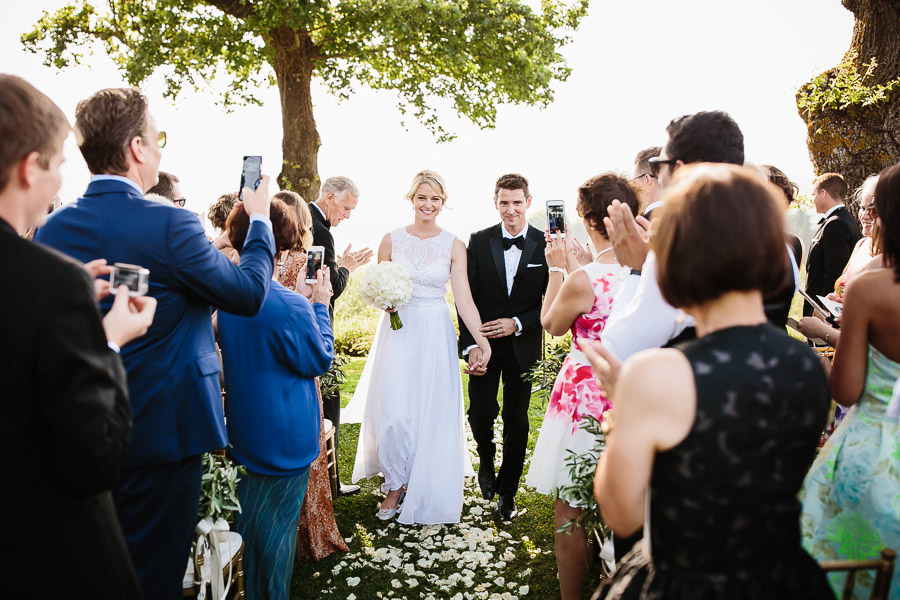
[22,0,589,140]
[798,49,900,117]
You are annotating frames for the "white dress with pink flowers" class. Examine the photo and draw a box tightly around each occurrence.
[525,261,623,502]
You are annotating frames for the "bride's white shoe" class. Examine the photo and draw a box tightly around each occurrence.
[376,489,406,521]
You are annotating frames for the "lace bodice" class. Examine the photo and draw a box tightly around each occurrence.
[390,228,455,306]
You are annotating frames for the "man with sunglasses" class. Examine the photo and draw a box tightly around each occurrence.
[36,87,277,600]
[147,170,187,207]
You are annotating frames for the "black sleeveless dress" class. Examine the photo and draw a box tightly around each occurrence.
[594,324,834,599]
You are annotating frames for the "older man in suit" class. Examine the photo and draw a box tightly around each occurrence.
[804,172,861,315]
[36,87,276,600]
[460,173,548,521]
[309,176,372,496]
[1,75,157,598]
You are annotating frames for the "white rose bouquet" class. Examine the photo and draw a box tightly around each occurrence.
[358,261,414,330]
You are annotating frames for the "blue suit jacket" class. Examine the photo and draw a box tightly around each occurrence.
[36,179,276,467]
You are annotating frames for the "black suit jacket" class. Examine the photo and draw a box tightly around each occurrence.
[0,219,139,597]
[805,206,861,306]
[310,202,350,313]
[459,224,548,371]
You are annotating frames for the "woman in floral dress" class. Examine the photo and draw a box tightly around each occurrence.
[800,162,900,599]
[525,173,639,600]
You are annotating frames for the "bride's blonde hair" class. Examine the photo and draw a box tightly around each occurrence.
[405,170,448,205]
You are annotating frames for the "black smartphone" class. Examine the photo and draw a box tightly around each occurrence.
[798,290,839,327]
[306,246,324,284]
[547,200,566,238]
[239,155,262,201]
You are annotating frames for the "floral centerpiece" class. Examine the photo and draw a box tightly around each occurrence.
[358,262,413,330]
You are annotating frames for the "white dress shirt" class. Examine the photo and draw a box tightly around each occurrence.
[501,225,524,335]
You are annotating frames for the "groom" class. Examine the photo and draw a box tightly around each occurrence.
[460,173,548,521]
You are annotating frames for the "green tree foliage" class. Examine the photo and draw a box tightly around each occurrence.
[22,0,588,200]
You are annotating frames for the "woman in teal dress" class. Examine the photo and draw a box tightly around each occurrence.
[800,162,900,599]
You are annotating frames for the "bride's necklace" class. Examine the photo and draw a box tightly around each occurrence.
[596,246,614,259]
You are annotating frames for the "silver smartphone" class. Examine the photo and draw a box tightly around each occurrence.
[547,200,566,238]
[306,246,324,284]
[110,263,150,297]
[239,155,262,201]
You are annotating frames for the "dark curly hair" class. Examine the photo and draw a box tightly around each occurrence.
[576,173,639,239]
[226,199,297,254]
[208,193,237,231]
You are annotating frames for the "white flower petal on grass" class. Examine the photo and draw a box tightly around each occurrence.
[346,577,360,587]
[518,585,529,595]
[347,595,356,600]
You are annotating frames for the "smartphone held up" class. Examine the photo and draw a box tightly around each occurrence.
[306,246,325,284]
[239,155,262,201]
[546,200,566,238]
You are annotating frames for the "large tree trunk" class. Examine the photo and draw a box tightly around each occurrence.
[269,26,321,202]
[797,0,900,196]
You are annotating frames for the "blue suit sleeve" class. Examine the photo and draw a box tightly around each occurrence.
[167,210,276,315]
[278,300,335,377]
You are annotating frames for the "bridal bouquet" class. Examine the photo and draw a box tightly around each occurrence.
[358,262,413,330]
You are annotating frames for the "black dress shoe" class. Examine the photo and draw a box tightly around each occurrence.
[478,463,495,500]
[497,494,518,521]
[338,483,361,497]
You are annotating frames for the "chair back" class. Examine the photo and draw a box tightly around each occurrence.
[820,547,897,600]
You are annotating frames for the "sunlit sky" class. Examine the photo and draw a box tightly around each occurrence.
[3,1,853,251]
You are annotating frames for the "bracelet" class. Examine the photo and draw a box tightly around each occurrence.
[630,268,642,276]
[548,267,566,275]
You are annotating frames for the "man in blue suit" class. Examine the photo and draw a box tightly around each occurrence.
[36,87,276,600]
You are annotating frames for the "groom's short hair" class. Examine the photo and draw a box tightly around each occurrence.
[495,173,530,199]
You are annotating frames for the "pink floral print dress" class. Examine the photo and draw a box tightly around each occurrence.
[525,261,623,503]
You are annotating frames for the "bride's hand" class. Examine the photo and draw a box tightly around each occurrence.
[385,306,397,314]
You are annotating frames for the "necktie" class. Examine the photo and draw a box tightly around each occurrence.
[502,236,524,250]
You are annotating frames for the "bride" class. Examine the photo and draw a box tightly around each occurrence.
[343,170,491,524]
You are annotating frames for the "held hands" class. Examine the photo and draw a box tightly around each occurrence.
[310,266,333,305]
[102,286,157,348]
[338,244,374,274]
[577,339,623,401]
[241,174,271,217]
[464,345,492,376]
[481,318,516,339]
[603,199,650,270]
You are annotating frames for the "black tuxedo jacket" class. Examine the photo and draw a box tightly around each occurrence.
[459,224,548,371]
[805,206,861,302]
[0,219,139,597]
[310,203,350,312]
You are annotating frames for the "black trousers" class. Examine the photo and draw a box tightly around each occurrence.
[322,387,342,484]
[467,342,532,497]
[114,455,203,600]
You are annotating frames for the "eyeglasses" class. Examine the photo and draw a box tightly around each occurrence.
[648,157,678,170]
[860,205,876,216]
[174,198,186,207]
[632,173,657,181]
[157,131,167,148]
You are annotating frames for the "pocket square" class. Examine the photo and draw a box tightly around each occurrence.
[527,263,542,268]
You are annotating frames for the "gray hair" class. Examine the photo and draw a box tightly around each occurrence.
[318,176,359,200]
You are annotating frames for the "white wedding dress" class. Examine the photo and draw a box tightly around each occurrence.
[343,227,474,524]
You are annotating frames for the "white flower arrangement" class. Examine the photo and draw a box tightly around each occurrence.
[358,261,414,329]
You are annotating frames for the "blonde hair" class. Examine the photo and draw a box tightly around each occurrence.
[405,170,448,204]
[273,190,314,251]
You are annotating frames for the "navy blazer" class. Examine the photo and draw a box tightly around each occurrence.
[35,178,276,467]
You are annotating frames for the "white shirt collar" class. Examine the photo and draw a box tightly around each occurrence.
[501,224,526,239]
[644,200,665,215]
[90,174,144,195]
[310,201,326,220]
[824,203,845,219]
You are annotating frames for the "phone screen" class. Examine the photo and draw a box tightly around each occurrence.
[547,202,566,236]
[306,248,324,282]
[239,155,262,201]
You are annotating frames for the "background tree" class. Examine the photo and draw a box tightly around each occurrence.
[22,0,588,201]
[796,0,900,197]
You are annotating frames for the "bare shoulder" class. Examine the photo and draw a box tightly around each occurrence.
[377,233,393,262]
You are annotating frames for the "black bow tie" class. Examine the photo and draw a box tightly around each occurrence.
[817,217,825,225]
[502,236,525,250]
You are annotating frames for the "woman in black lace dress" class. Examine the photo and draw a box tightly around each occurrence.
[584,165,834,599]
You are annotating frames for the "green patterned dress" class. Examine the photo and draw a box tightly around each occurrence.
[800,344,900,599]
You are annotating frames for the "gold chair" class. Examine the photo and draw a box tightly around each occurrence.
[183,530,246,599]
[322,418,338,499]
[820,547,897,600]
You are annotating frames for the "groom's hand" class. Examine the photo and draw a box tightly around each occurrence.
[481,318,516,338]
[463,348,487,376]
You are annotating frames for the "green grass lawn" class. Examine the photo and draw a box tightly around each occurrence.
[290,357,603,599]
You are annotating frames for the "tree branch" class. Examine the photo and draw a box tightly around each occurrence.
[205,0,254,19]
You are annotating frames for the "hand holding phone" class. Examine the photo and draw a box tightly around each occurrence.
[546,200,566,238]
[239,156,262,201]
[306,246,325,284]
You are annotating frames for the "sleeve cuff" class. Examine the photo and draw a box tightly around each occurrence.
[249,213,273,231]
[462,344,478,356]
[513,317,523,336]
[107,341,121,354]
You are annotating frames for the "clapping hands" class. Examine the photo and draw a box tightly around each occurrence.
[604,199,650,271]
[338,244,374,273]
